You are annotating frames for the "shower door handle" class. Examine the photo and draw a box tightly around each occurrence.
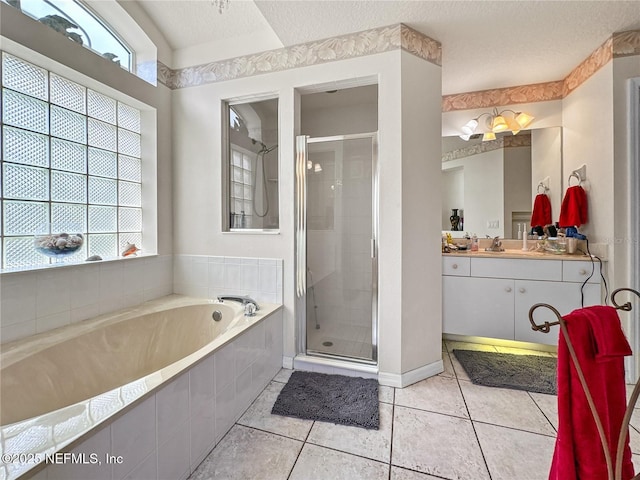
[371,238,376,258]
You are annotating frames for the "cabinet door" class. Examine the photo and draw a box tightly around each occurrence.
[514,280,601,345]
[443,276,515,340]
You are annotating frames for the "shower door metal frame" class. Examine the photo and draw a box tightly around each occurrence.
[295,132,379,365]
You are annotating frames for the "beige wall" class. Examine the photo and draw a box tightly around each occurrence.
[172,49,443,384]
[397,51,443,376]
[561,55,640,380]
[562,65,615,246]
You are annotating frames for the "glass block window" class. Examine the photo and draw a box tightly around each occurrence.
[1,53,143,268]
[230,148,254,228]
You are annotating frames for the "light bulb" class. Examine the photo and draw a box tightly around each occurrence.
[506,117,521,135]
[482,132,496,141]
[461,119,478,136]
[314,163,322,172]
[491,115,508,132]
[515,112,534,129]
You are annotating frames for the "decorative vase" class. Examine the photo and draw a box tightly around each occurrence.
[450,209,461,231]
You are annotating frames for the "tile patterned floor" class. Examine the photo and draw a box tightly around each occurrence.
[189,340,640,480]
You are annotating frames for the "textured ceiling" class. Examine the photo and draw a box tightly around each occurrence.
[136,0,276,51]
[137,0,640,94]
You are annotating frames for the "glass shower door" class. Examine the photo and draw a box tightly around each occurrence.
[302,134,377,363]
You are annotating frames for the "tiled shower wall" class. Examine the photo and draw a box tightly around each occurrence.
[0,255,173,344]
[173,255,283,305]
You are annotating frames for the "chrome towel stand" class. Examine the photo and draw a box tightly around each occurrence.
[529,287,640,480]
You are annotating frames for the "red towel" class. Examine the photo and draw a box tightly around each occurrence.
[549,306,634,480]
[531,193,552,227]
[559,185,588,228]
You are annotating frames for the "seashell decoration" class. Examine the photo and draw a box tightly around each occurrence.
[34,233,84,258]
[121,243,140,257]
[85,255,102,262]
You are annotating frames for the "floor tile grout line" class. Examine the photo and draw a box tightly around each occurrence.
[388,396,396,480]
[393,402,471,421]
[234,422,311,444]
[299,440,391,468]
[527,390,558,434]
[389,463,455,480]
[285,420,314,480]
[451,349,494,480]
[470,418,558,439]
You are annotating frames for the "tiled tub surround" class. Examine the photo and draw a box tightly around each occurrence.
[173,255,283,305]
[0,295,283,480]
[0,255,173,344]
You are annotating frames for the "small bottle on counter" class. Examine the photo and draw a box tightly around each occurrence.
[517,223,523,240]
[471,234,479,252]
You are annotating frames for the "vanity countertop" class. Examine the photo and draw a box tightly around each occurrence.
[442,238,607,261]
[442,249,597,261]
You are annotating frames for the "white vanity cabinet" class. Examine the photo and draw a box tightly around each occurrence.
[442,256,602,346]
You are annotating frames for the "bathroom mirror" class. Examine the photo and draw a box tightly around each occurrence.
[224,97,279,231]
[442,127,562,239]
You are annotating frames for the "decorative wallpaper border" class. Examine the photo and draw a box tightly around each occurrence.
[613,30,640,57]
[156,27,638,100]
[443,29,640,112]
[400,24,442,66]
[442,81,563,112]
[158,24,440,90]
[442,133,531,163]
[563,37,613,97]
[157,61,172,88]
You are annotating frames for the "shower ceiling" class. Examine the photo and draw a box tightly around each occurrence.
[137,0,640,95]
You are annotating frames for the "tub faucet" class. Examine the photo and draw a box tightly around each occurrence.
[217,295,259,316]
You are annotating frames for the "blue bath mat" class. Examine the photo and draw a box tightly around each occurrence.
[271,371,379,429]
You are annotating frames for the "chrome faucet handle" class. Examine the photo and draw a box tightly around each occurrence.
[244,303,257,317]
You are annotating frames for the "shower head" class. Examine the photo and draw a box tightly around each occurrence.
[260,144,278,155]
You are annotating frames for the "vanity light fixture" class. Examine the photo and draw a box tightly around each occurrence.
[459,108,535,141]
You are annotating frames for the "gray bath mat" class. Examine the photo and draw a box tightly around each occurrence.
[271,371,379,429]
[453,349,557,395]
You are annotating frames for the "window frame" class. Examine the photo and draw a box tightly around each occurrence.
[222,96,280,234]
[1,0,134,73]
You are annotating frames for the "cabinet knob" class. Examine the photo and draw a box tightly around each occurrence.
[519,287,526,293]
[452,264,458,269]
[579,269,587,275]
[505,287,512,293]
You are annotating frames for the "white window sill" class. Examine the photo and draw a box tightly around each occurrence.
[224,229,281,235]
[0,253,158,276]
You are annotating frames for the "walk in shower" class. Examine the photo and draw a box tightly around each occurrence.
[296,133,378,363]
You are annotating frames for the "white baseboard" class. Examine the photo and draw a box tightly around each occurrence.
[378,359,444,388]
[282,356,294,369]
[292,355,378,379]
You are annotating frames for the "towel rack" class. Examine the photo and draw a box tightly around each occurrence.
[568,164,587,186]
[537,176,550,194]
[529,287,640,480]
